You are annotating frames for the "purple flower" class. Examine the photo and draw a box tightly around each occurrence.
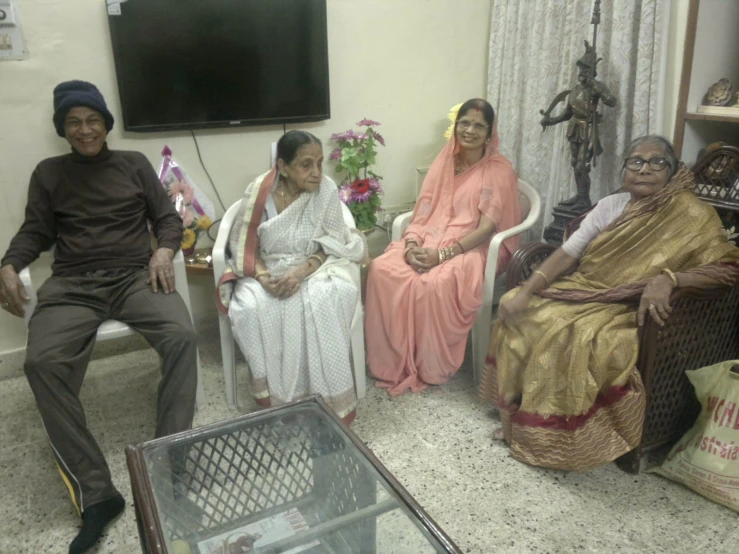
[329,148,342,161]
[357,119,381,127]
[339,183,353,204]
[369,177,384,194]
[331,130,360,142]
[352,189,372,203]
[357,133,368,141]
[373,131,386,146]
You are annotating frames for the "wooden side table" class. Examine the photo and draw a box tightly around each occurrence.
[184,248,214,276]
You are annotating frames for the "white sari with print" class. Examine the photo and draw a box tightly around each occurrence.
[228,174,365,417]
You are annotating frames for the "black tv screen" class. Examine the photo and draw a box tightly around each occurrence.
[107,0,330,132]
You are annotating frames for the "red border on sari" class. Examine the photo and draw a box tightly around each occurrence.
[242,168,277,278]
[213,167,277,315]
[502,384,631,432]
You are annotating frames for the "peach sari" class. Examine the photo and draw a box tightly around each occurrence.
[365,132,520,395]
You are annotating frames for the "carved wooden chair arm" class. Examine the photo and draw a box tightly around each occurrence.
[505,242,557,291]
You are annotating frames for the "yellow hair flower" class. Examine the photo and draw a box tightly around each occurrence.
[444,103,463,140]
[181,228,197,250]
[196,215,212,230]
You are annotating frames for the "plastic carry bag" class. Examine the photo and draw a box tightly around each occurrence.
[651,360,739,512]
[158,145,216,254]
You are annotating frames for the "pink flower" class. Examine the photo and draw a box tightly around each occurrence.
[329,148,342,161]
[372,131,386,146]
[330,130,359,142]
[168,179,195,204]
[352,190,372,203]
[182,209,195,228]
[357,119,381,127]
[339,183,353,204]
[369,177,384,194]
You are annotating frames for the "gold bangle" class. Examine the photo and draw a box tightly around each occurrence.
[661,268,679,288]
[308,254,324,267]
[254,270,270,280]
[534,270,549,287]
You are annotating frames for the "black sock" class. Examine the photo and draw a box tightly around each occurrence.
[69,494,125,554]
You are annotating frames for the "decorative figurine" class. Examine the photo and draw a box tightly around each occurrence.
[540,0,616,213]
[540,0,618,245]
[703,78,733,106]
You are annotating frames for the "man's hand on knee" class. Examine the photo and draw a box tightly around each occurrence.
[0,264,29,318]
[148,248,176,294]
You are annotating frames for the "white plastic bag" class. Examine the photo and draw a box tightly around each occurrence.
[158,145,216,253]
[651,360,739,512]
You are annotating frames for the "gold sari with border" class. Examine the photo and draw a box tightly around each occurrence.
[481,167,739,470]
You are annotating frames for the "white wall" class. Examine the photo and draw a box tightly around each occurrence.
[0,0,492,354]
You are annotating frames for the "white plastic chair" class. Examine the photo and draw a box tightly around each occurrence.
[391,179,542,383]
[18,250,206,407]
[212,200,367,409]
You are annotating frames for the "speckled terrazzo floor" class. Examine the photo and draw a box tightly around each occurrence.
[0,319,737,554]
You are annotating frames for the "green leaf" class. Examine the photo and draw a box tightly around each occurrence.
[341,147,358,162]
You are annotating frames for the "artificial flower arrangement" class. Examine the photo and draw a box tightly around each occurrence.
[444,103,463,140]
[330,119,385,231]
[158,146,216,255]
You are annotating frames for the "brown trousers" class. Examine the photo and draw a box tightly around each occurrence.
[24,267,197,513]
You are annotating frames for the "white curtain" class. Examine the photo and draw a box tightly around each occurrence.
[487,0,667,236]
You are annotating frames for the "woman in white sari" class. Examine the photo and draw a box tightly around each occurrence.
[216,131,367,424]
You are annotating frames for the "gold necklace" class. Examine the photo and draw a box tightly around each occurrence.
[277,180,297,211]
[455,158,465,176]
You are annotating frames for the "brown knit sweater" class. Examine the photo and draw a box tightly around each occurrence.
[1,144,183,276]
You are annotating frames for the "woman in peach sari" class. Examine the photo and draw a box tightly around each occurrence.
[365,99,521,395]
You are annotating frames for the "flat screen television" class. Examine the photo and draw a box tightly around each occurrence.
[107,0,330,132]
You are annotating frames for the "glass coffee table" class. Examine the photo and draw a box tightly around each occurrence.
[126,395,461,553]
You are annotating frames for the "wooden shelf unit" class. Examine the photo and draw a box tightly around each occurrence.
[673,0,739,162]
[684,112,739,124]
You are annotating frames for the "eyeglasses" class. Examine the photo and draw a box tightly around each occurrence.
[457,121,489,133]
[64,116,104,132]
[624,157,669,171]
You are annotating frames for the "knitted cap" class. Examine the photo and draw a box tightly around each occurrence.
[52,80,114,137]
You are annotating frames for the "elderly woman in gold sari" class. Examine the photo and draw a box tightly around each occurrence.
[481,135,739,471]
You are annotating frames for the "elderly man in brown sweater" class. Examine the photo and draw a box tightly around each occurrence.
[0,81,198,554]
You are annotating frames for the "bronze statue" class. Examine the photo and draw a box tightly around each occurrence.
[540,0,616,213]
